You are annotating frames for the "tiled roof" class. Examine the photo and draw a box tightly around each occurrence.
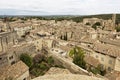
[59,45,72,52]
[93,42,120,57]
[32,74,107,80]
[105,71,120,80]
[84,55,100,67]
[99,38,120,47]
[80,37,96,44]
[0,61,29,79]
[45,67,71,75]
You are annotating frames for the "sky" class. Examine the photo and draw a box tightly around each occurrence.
[0,0,120,15]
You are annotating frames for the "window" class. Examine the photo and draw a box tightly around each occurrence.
[52,49,54,51]
[37,49,40,52]
[100,64,104,70]
[55,50,58,52]
[88,45,90,47]
[9,56,13,60]
[109,60,112,64]
[11,61,15,65]
[23,78,26,80]
[96,55,98,58]
[60,52,64,54]
[108,67,112,71]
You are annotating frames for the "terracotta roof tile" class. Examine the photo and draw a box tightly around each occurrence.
[84,55,100,67]
[0,61,29,79]
[93,43,120,57]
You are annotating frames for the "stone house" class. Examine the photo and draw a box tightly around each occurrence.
[0,61,30,80]
[91,42,120,72]
[83,18,103,26]
[105,71,120,80]
[14,23,32,38]
[0,31,18,52]
[84,55,100,68]
[0,31,18,67]
[33,38,55,52]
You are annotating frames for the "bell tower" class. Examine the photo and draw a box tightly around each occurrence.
[112,14,116,30]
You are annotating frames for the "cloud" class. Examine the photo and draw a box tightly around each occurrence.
[0,0,120,15]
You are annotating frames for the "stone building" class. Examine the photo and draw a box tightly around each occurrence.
[91,42,120,72]
[83,14,116,31]
[0,61,30,80]
[83,18,103,26]
[0,31,18,52]
[0,31,18,67]
[33,38,56,52]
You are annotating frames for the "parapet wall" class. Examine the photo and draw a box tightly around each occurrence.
[48,51,89,75]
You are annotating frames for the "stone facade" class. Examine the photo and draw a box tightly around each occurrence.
[0,61,30,80]
[0,31,18,68]
[0,31,18,52]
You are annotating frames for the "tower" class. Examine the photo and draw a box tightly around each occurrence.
[112,14,116,29]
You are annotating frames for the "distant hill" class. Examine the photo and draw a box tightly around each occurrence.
[70,14,120,23]
[37,14,120,23]
[0,14,120,23]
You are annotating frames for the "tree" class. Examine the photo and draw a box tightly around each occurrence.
[86,22,90,25]
[33,54,45,63]
[92,22,101,30]
[115,26,120,32]
[89,64,106,75]
[20,53,33,68]
[47,56,54,65]
[69,49,74,58]
[69,46,86,69]
[89,67,101,75]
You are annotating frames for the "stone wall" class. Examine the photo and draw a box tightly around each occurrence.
[17,71,30,80]
[0,54,8,67]
[48,51,89,75]
[0,31,18,52]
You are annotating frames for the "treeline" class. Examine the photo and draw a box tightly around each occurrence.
[27,14,120,23]
[1,14,120,23]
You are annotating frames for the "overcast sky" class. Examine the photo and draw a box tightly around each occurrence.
[0,0,120,15]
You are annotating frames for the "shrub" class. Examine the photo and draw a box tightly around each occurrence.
[90,67,101,75]
[39,63,48,70]
[33,54,45,63]
[30,68,43,77]
[115,26,120,32]
[92,22,101,30]
[47,56,54,65]
[20,53,33,68]
[70,46,86,69]
[86,22,90,25]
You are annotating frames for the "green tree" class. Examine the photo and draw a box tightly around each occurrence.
[69,49,74,58]
[92,22,101,30]
[86,22,90,25]
[70,46,86,69]
[89,64,106,75]
[89,67,101,75]
[20,53,33,68]
[115,26,120,32]
[47,56,54,65]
